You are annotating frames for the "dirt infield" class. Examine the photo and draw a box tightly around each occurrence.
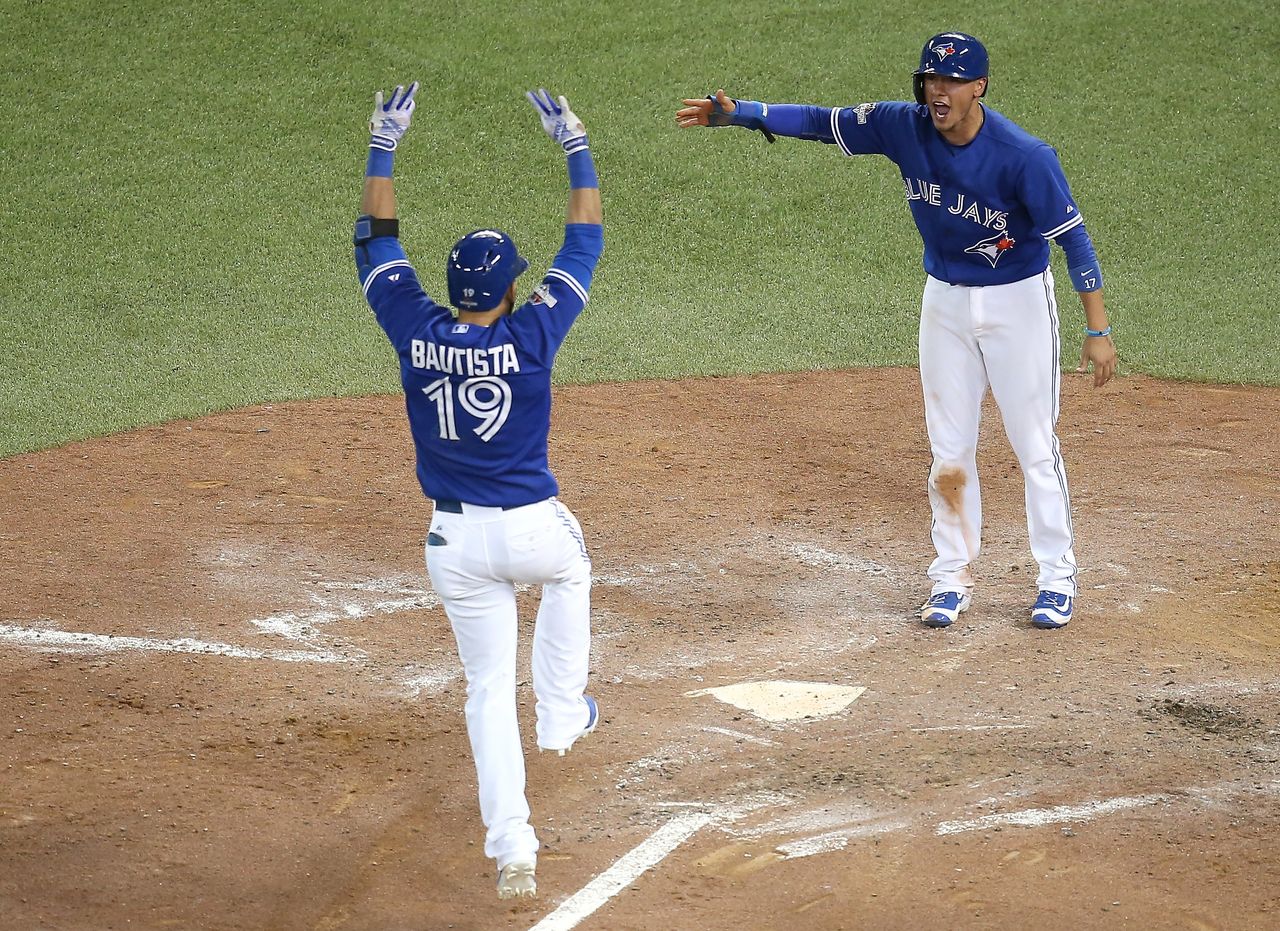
[2,368,1279,931]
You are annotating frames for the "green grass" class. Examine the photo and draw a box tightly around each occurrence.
[1,0,1277,456]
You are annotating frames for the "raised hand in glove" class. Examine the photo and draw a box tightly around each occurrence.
[369,82,419,152]
[526,89,588,154]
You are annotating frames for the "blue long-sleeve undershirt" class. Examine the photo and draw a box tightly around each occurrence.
[733,101,834,142]
[1054,222,1103,292]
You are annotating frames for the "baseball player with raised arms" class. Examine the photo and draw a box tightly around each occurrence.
[677,32,1117,630]
[354,82,603,899]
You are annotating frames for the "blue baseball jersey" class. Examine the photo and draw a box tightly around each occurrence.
[357,223,603,508]
[769,102,1085,286]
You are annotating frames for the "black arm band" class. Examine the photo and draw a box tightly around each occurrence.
[353,215,400,245]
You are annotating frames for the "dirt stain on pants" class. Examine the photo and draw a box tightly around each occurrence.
[932,463,979,561]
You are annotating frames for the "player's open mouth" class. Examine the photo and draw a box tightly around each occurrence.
[932,103,950,120]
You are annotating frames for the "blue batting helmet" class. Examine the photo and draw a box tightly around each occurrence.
[913,32,989,104]
[446,229,529,311]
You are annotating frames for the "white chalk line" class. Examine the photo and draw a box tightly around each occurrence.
[776,819,910,860]
[400,667,462,699]
[0,624,352,664]
[530,813,714,931]
[249,577,440,642]
[911,724,1030,733]
[718,776,1280,866]
[723,798,911,861]
[530,795,781,929]
[776,831,852,859]
[1,573,452,687]
[732,800,893,840]
[539,784,1203,911]
[935,794,1169,836]
[251,595,436,640]
[1,620,455,698]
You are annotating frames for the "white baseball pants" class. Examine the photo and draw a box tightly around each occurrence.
[919,269,1077,597]
[424,497,592,871]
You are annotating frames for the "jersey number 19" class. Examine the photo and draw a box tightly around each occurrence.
[423,376,513,443]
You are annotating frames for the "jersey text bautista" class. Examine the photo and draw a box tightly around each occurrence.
[410,339,521,376]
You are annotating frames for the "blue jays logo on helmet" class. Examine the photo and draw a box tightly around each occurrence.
[446,229,530,311]
[913,32,989,104]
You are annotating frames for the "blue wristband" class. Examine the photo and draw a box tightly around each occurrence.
[366,146,394,178]
[567,147,597,189]
[1084,325,1112,337]
[732,99,767,130]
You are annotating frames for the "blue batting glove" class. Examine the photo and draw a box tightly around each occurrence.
[369,82,418,151]
[526,89,588,154]
[718,96,773,139]
[705,93,735,127]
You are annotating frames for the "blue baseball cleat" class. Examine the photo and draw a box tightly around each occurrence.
[1031,591,1073,629]
[920,590,971,628]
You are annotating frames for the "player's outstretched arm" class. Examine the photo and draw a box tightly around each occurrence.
[527,89,602,226]
[676,89,776,142]
[678,89,872,145]
[359,82,418,221]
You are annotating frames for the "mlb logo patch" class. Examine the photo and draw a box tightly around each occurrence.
[451,323,470,334]
[530,283,558,308]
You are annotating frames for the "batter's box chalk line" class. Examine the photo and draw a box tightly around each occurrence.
[0,623,354,664]
[773,819,912,860]
[248,576,440,643]
[557,777,1280,925]
[398,666,462,699]
[711,795,911,861]
[529,794,783,931]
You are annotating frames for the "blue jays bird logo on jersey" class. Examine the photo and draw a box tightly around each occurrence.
[964,230,1017,268]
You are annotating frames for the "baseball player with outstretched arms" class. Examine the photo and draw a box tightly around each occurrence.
[677,33,1117,630]
[354,82,603,900]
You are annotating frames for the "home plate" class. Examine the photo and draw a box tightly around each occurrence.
[686,680,867,723]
